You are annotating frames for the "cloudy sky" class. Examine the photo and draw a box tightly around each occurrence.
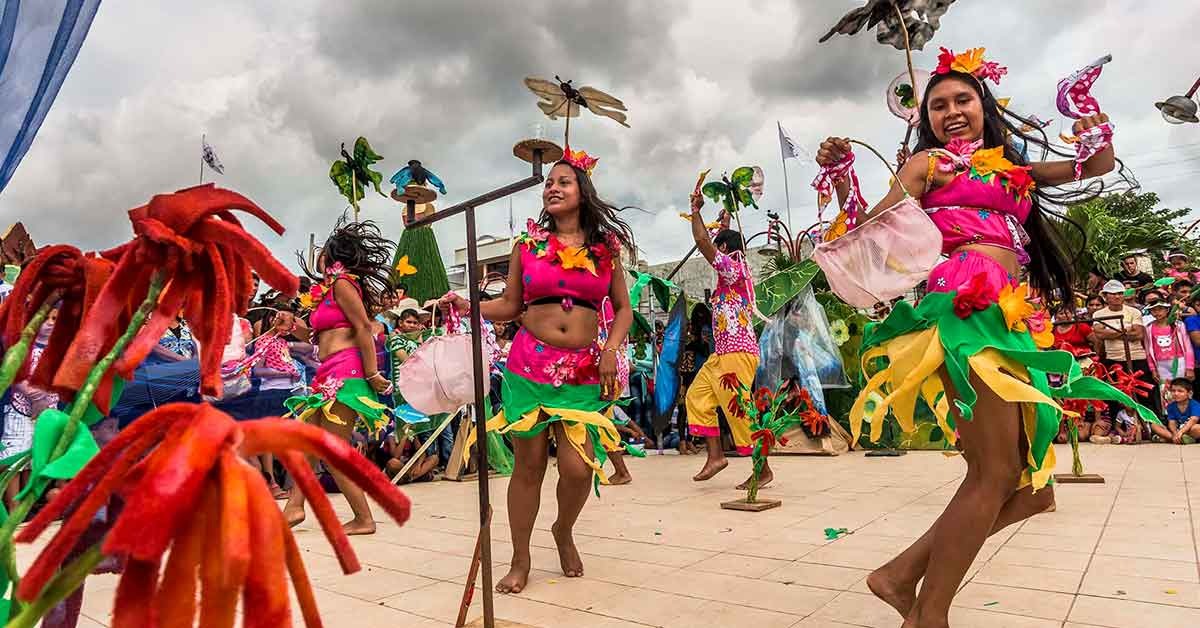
[3,0,1199,271]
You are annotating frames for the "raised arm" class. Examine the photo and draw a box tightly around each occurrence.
[815,137,929,218]
[1029,114,1113,187]
[442,245,526,322]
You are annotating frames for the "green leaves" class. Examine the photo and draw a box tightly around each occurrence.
[1054,192,1196,278]
[755,259,820,319]
[330,136,386,208]
[701,166,760,214]
[17,409,99,501]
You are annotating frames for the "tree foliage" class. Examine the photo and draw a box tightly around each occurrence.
[1052,192,1197,280]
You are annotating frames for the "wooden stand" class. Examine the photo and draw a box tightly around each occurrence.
[1053,473,1106,484]
[464,621,537,628]
[721,498,782,512]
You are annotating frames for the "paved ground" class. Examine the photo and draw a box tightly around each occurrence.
[35,442,1200,627]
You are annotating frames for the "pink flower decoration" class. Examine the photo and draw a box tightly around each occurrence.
[978,61,1008,84]
[314,376,345,401]
[525,218,549,242]
[326,261,349,279]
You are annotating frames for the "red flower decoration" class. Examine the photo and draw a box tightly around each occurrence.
[57,185,299,403]
[0,246,119,406]
[719,371,742,392]
[753,387,774,413]
[934,47,956,74]
[1106,364,1154,400]
[16,404,411,624]
[1003,166,1035,198]
[726,396,747,419]
[800,409,831,438]
[952,272,997,318]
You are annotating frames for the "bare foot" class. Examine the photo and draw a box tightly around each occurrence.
[551,522,584,578]
[692,458,728,481]
[342,518,376,536]
[736,468,774,491]
[284,506,306,528]
[608,471,632,485]
[496,561,530,594]
[866,567,917,620]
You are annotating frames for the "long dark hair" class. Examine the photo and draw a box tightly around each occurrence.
[298,216,396,313]
[538,162,636,256]
[914,71,1132,305]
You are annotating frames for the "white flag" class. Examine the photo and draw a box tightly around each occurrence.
[778,122,804,160]
[202,137,225,175]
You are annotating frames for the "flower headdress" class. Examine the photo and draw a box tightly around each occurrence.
[562,145,598,176]
[934,47,1007,85]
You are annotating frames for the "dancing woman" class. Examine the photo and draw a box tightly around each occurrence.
[441,150,634,594]
[815,48,1153,627]
[283,219,395,535]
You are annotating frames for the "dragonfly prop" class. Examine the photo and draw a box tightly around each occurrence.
[329,137,386,212]
[1056,54,1114,180]
[390,160,447,196]
[701,166,764,215]
[524,75,629,144]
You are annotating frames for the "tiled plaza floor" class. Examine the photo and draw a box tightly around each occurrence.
[37,442,1200,627]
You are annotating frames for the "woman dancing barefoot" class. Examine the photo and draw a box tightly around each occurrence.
[283,219,395,535]
[816,48,1153,627]
[442,149,635,594]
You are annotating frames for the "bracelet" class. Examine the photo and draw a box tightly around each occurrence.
[601,347,618,354]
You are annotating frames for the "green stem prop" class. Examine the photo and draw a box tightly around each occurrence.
[0,273,165,567]
[5,545,104,628]
[0,296,59,399]
[1068,419,1083,476]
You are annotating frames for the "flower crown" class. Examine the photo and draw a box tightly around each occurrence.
[934,47,1007,85]
[562,145,598,176]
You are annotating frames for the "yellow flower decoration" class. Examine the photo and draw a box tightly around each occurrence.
[971,147,1016,177]
[1030,325,1054,349]
[951,48,986,75]
[997,284,1034,332]
[393,255,418,277]
[297,292,315,310]
[557,246,597,275]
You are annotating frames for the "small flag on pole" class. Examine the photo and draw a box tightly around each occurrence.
[778,122,805,161]
[202,136,225,175]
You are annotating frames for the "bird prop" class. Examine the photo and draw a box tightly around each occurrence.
[701,167,764,215]
[390,160,447,196]
[819,0,957,51]
[329,137,386,212]
[524,75,629,144]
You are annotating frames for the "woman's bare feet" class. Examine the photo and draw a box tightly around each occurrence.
[342,518,376,535]
[866,566,917,620]
[496,560,531,594]
[736,468,773,491]
[608,471,633,485]
[693,458,728,481]
[552,522,584,578]
[284,506,306,527]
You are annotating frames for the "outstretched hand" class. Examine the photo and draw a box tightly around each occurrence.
[1072,113,1109,135]
[816,137,851,167]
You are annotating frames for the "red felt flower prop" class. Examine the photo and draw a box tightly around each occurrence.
[0,246,119,404]
[750,429,783,457]
[1105,364,1154,400]
[1003,166,1035,198]
[753,387,774,414]
[56,185,299,403]
[800,409,831,438]
[726,396,747,419]
[15,404,410,627]
[952,272,997,318]
[718,371,742,392]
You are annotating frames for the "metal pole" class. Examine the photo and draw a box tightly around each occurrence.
[1186,75,1200,99]
[778,124,793,232]
[200,134,205,184]
[464,203,494,626]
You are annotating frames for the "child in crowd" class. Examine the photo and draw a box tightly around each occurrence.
[1157,378,1200,444]
[1143,301,1193,409]
[1,308,59,507]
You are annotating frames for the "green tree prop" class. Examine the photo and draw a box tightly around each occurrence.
[329,137,386,219]
[391,226,450,304]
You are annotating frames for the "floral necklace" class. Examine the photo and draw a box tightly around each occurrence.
[937,138,1035,202]
[297,261,358,311]
[515,218,618,276]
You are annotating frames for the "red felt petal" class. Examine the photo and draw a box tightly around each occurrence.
[278,451,360,573]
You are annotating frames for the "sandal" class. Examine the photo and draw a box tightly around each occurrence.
[269,482,289,500]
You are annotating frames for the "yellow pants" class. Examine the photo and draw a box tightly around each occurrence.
[685,352,759,454]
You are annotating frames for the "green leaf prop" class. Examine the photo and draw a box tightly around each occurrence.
[329,137,386,209]
[16,408,99,500]
[755,259,820,319]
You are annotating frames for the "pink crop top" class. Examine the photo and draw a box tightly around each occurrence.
[310,275,361,333]
[920,142,1035,263]
[516,219,617,310]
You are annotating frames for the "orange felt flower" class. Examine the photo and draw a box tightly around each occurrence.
[951,48,986,75]
[997,284,1034,332]
[557,246,597,275]
[970,147,1016,177]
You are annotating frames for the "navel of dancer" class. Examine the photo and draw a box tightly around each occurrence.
[441,149,635,594]
[815,48,1154,627]
[684,198,771,490]
[283,218,395,535]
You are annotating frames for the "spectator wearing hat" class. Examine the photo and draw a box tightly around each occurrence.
[1094,279,1160,416]
[1114,254,1153,290]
